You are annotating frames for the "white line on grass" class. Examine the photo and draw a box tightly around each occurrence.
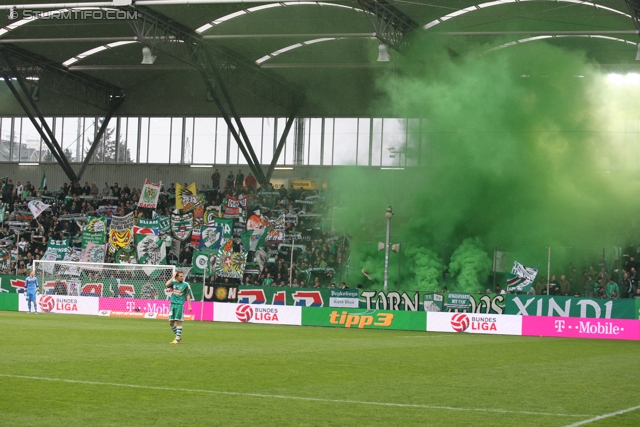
[562,405,640,427]
[0,373,587,418]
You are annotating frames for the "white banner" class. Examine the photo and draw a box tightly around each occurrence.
[426,312,522,336]
[213,302,301,326]
[329,297,359,308]
[19,294,99,316]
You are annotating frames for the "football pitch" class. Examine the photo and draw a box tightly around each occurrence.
[1,311,639,426]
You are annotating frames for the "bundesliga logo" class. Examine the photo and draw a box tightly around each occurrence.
[236,304,253,322]
[451,313,470,332]
[39,295,55,313]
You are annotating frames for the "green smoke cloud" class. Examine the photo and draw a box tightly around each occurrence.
[332,38,640,292]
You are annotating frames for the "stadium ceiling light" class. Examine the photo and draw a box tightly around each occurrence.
[274,167,293,170]
[377,43,391,62]
[18,162,39,166]
[190,165,213,168]
[141,46,156,65]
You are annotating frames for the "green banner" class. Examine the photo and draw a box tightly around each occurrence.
[330,289,358,299]
[0,293,18,311]
[505,294,637,319]
[358,290,507,314]
[82,230,105,248]
[0,274,25,293]
[302,307,426,331]
[423,293,444,311]
[445,293,471,309]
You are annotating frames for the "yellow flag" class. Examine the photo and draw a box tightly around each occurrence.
[175,182,197,210]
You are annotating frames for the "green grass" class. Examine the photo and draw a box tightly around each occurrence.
[1,311,639,426]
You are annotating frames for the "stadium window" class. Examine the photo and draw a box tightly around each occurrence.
[308,118,322,166]
[333,118,358,166]
[148,117,170,163]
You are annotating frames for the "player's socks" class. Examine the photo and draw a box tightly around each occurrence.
[176,326,183,341]
[171,325,177,335]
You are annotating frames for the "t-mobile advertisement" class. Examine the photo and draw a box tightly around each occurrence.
[98,298,213,321]
[522,316,640,340]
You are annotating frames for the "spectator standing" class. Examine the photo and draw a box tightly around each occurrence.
[583,275,595,298]
[605,278,619,299]
[235,169,244,190]
[245,173,257,190]
[559,275,571,296]
[226,170,235,190]
[211,169,221,190]
[101,182,111,198]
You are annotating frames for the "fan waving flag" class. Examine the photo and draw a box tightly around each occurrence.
[39,173,47,191]
[240,227,270,252]
[139,179,161,209]
[27,200,50,219]
[507,261,538,292]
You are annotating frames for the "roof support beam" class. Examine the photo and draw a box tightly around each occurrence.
[0,45,124,111]
[356,0,419,53]
[199,71,266,186]
[0,74,77,182]
[126,6,304,112]
[266,105,302,183]
[0,50,79,182]
[625,0,640,33]
[127,6,304,186]
[77,96,125,181]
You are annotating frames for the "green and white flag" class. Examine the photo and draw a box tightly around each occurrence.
[39,173,47,191]
[155,215,170,235]
[0,203,5,223]
[240,227,270,252]
[507,261,538,292]
[200,224,223,251]
[192,249,216,275]
[136,233,166,265]
[212,217,233,238]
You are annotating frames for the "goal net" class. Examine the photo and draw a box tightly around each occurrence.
[32,260,176,302]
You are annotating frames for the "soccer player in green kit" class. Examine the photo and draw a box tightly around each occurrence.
[165,271,192,344]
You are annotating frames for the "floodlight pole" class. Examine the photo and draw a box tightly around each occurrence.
[289,238,295,287]
[383,206,393,292]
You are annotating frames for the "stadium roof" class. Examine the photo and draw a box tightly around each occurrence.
[0,0,636,119]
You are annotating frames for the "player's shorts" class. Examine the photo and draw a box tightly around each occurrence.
[169,303,184,321]
[26,292,36,303]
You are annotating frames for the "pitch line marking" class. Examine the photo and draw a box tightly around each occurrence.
[563,405,640,427]
[0,374,586,418]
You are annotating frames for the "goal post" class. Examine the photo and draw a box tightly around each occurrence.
[32,260,176,300]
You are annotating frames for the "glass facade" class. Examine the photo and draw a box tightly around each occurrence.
[0,116,423,167]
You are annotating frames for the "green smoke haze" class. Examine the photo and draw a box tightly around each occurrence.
[332,38,640,292]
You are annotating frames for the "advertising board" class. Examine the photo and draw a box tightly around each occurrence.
[98,298,213,321]
[426,312,522,336]
[522,316,640,340]
[302,307,426,331]
[214,302,301,326]
[18,294,99,315]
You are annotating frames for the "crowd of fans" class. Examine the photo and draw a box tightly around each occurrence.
[2,171,640,297]
[0,170,350,288]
